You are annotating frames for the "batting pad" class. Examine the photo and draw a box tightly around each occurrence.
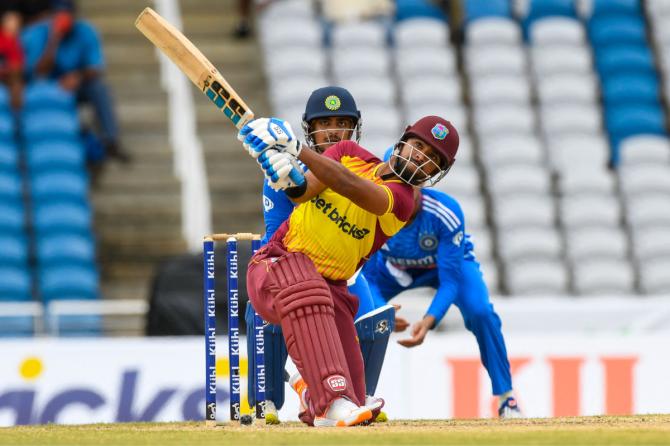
[268,252,358,416]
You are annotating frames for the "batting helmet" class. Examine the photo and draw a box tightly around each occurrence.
[390,116,459,186]
[302,86,362,149]
[400,116,459,169]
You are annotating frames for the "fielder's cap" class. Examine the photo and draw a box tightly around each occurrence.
[401,116,459,167]
[303,86,361,123]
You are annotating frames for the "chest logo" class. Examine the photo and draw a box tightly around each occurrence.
[419,234,438,250]
[263,195,274,212]
[453,231,464,247]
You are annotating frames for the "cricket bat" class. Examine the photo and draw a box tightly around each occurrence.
[135,7,304,185]
[135,7,254,128]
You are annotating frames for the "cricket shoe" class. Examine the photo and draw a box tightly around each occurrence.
[498,397,524,419]
[264,400,280,425]
[314,397,372,427]
[290,372,372,427]
[289,372,309,413]
[364,395,387,422]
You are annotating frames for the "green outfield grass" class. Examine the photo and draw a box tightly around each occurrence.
[2,415,669,446]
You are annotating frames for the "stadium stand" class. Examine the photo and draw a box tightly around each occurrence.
[4,0,670,338]
[20,80,100,335]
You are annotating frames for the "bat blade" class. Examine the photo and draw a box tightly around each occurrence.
[135,7,254,129]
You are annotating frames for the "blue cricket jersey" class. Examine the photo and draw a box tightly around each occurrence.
[364,188,479,324]
[261,179,296,245]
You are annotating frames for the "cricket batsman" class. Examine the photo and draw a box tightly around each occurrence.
[244,86,394,423]
[238,113,459,426]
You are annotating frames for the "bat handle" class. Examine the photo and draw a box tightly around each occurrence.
[289,167,305,186]
[259,149,305,187]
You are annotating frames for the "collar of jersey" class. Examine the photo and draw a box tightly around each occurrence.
[373,163,403,183]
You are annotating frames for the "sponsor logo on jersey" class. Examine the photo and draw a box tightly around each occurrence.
[324,95,341,111]
[431,123,448,140]
[263,195,274,212]
[388,255,436,268]
[419,234,438,250]
[326,375,347,392]
[452,231,464,247]
[310,195,371,240]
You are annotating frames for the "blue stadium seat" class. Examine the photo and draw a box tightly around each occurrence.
[0,202,25,233]
[30,171,88,202]
[606,105,667,163]
[33,201,92,234]
[595,45,656,77]
[37,233,96,267]
[588,16,647,46]
[0,234,28,266]
[464,0,511,23]
[0,266,32,301]
[0,316,36,337]
[602,74,660,107]
[23,80,76,113]
[523,0,577,23]
[0,111,14,141]
[0,170,23,201]
[521,0,577,40]
[27,141,86,172]
[0,141,19,170]
[22,110,79,142]
[396,0,447,21]
[39,264,99,302]
[590,0,641,18]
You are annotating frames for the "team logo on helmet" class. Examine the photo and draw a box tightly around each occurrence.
[420,234,438,250]
[324,95,341,111]
[431,123,449,140]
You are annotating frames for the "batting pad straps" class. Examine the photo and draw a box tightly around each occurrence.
[269,253,358,415]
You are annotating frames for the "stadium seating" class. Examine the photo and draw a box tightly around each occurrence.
[572,259,635,295]
[519,0,578,38]
[26,140,86,172]
[39,265,99,302]
[639,259,670,293]
[588,16,647,46]
[506,260,569,295]
[394,18,449,47]
[529,17,585,45]
[463,0,511,23]
[595,45,656,76]
[253,0,670,297]
[0,266,32,302]
[396,0,446,21]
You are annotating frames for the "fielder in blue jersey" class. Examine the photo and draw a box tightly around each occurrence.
[245,86,394,423]
[363,185,523,418]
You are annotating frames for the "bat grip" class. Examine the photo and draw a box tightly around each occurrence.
[259,149,305,187]
[289,167,305,186]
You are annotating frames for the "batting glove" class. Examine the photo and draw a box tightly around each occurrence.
[238,117,302,158]
[257,150,302,191]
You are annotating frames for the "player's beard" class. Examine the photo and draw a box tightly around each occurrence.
[392,155,430,185]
